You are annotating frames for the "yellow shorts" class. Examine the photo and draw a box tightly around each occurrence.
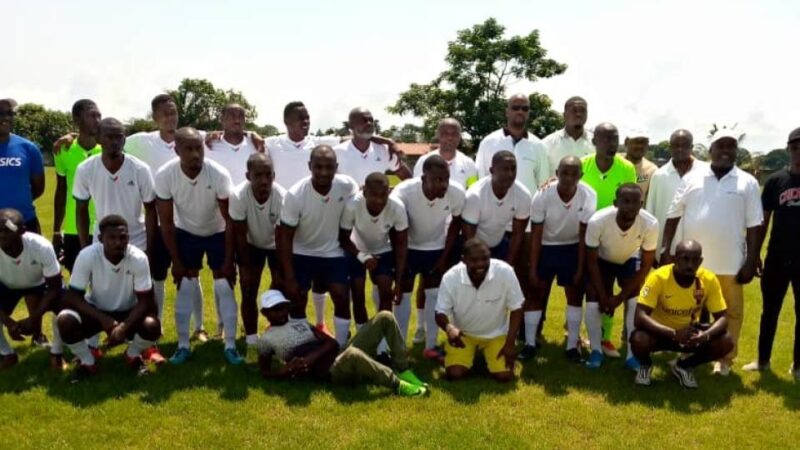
[444,334,510,374]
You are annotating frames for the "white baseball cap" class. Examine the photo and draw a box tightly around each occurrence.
[627,128,650,140]
[260,290,290,310]
[710,129,739,146]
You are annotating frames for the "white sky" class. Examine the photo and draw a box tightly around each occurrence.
[4,0,798,151]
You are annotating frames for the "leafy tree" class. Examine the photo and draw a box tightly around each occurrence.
[758,148,791,171]
[381,123,428,143]
[388,18,567,143]
[125,117,157,134]
[251,123,280,137]
[13,103,72,163]
[167,78,257,130]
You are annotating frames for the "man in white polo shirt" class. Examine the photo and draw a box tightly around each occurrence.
[206,104,260,185]
[278,146,359,347]
[584,184,657,370]
[435,238,524,382]
[0,209,65,371]
[542,96,594,175]
[391,155,465,360]
[155,127,242,366]
[413,118,479,189]
[645,130,708,261]
[661,129,762,376]
[56,215,160,382]
[230,153,285,349]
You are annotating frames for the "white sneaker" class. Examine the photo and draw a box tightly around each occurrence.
[634,365,652,386]
[712,361,731,376]
[670,359,698,388]
[742,361,769,372]
[412,328,425,344]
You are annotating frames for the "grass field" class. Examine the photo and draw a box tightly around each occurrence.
[1,168,799,449]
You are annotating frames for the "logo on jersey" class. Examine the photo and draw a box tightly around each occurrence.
[127,180,135,187]
[322,196,330,204]
[30,259,38,265]
[779,187,800,206]
[112,267,121,273]
[0,157,22,167]
[371,217,379,223]
[497,200,504,206]
[109,175,119,182]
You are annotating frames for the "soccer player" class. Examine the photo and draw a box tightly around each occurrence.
[206,103,260,185]
[623,129,658,200]
[277,145,359,347]
[0,209,65,371]
[542,96,595,175]
[230,153,286,349]
[631,240,733,388]
[56,215,160,382]
[435,238,524,382]
[391,155,465,360]
[413,118,479,188]
[523,156,596,362]
[584,183,657,370]
[256,290,429,397]
[154,127,242,365]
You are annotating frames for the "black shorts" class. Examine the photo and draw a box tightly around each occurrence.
[537,244,579,287]
[150,230,172,281]
[63,306,136,338]
[176,228,226,271]
[0,283,45,314]
[347,251,395,280]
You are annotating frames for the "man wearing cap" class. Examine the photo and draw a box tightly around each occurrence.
[256,290,429,397]
[624,129,658,201]
[743,127,800,378]
[661,129,763,376]
[543,96,594,176]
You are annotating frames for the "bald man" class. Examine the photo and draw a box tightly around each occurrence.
[414,118,479,188]
[206,104,261,185]
[543,96,595,175]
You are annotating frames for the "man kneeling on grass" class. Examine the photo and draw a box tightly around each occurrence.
[256,290,429,397]
[631,240,733,388]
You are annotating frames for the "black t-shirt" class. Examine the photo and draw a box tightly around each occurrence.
[762,168,800,258]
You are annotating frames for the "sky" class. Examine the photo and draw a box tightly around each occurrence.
[4,0,798,151]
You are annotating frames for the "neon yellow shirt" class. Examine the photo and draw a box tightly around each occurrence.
[581,154,637,209]
[54,140,101,235]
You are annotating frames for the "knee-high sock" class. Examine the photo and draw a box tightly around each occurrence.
[602,313,614,342]
[0,327,13,356]
[176,277,197,349]
[67,340,95,366]
[213,283,224,333]
[586,302,602,353]
[126,334,156,358]
[393,293,412,343]
[334,316,351,347]
[153,280,166,322]
[215,279,238,350]
[313,292,327,325]
[424,288,439,350]
[566,305,583,350]
[625,297,637,358]
[192,279,204,331]
[50,314,64,355]
[524,311,542,347]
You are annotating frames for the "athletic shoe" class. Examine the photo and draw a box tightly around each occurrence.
[712,361,731,376]
[601,340,621,358]
[0,353,19,371]
[670,359,698,388]
[517,345,537,361]
[315,323,333,337]
[142,346,167,365]
[223,348,245,365]
[790,364,800,380]
[89,346,104,360]
[422,348,444,365]
[412,328,425,345]
[634,365,652,386]
[31,333,50,348]
[70,363,98,383]
[742,361,769,372]
[396,380,429,397]
[124,354,150,376]
[585,350,604,369]
[192,329,210,343]
[565,348,584,364]
[50,353,68,372]
[624,357,641,372]
[169,348,192,365]
[398,369,428,388]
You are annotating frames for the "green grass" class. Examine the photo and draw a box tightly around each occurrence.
[2,168,799,449]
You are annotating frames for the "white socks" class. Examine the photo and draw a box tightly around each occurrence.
[585,302,602,353]
[153,280,166,321]
[50,314,64,355]
[334,316,351,347]
[523,311,543,347]
[566,305,583,350]
[87,334,100,349]
[126,334,155,358]
[246,334,258,347]
[192,280,204,331]
[625,297,637,359]
[214,279,238,350]
[313,292,327,325]
[393,293,412,343]
[0,326,12,356]
[423,288,439,350]
[67,340,95,366]
[176,277,198,349]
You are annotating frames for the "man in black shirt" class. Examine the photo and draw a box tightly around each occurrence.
[744,127,800,378]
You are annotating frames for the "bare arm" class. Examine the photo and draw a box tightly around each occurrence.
[634,304,677,340]
[30,173,45,200]
[506,218,527,265]
[143,201,157,257]
[53,175,66,235]
[338,228,359,258]
[660,217,681,263]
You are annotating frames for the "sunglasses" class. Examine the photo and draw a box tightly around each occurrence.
[510,105,530,112]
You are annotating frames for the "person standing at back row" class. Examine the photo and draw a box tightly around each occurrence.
[623,129,658,201]
[414,118,479,189]
[543,96,594,175]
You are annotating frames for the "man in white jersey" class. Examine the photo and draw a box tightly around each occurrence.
[522,156,596,362]
[155,127,242,365]
[413,118,479,189]
[542,96,594,175]
[56,215,160,382]
[231,153,285,349]
[0,209,65,371]
[277,146,359,347]
[206,104,260,185]
[391,155,465,361]
[584,184,657,370]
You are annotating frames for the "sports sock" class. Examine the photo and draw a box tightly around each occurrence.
[126,334,155,358]
[523,311,542,347]
[566,305,583,350]
[312,292,327,325]
[191,278,204,331]
[50,314,64,355]
[625,297,638,358]
[153,280,166,321]
[415,308,425,334]
[67,340,95,366]
[334,316,351,347]
[214,279,238,350]
[175,277,196,349]
[423,288,439,350]
[585,302,603,353]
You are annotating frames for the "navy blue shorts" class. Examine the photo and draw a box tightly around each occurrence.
[490,233,511,260]
[293,255,349,291]
[176,228,226,271]
[150,229,172,281]
[598,257,639,281]
[406,249,443,278]
[537,244,579,287]
[240,244,279,273]
[0,283,45,314]
[347,251,395,280]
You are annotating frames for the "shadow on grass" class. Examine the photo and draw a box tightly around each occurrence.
[753,370,800,410]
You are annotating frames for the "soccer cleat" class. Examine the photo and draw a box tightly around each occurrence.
[0,353,19,371]
[670,359,698,388]
[634,365,652,386]
[50,353,68,372]
[517,345,538,361]
[422,348,444,365]
[141,346,167,365]
[31,333,50,349]
[585,350,604,369]
[224,348,245,365]
[169,347,192,365]
[396,380,429,397]
[192,329,210,343]
[600,340,621,358]
[398,369,428,388]
[315,323,333,337]
[742,361,769,372]
[565,348,584,364]
[712,361,731,377]
[70,363,98,383]
[412,328,425,345]
[624,357,641,372]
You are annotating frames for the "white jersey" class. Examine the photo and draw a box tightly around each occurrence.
[206,134,258,186]
[334,140,400,186]
[413,150,479,188]
[154,158,233,237]
[340,192,409,255]
[125,130,207,174]
[280,175,359,257]
[542,128,595,176]
[0,233,60,289]
[461,177,531,247]
[266,134,340,190]
[69,243,152,312]
[229,180,285,250]
[475,128,550,193]
[256,320,317,362]
[530,181,597,245]
[585,206,659,264]
[390,178,465,251]
[73,154,155,250]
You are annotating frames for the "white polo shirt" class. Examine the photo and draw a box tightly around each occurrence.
[73,154,155,250]
[585,206,659,264]
[69,243,152,312]
[413,150,479,188]
[645,158,709,256]
[334,140,400,186]
[280,174,359,258]
[266,134,340,190]
[666,166,763,275]
[154,158,233,237]
[390,178,465,251]
[0,233,60,289]
[461,177,531,247]
[229,180,285,250]
[125,130,207,174]
[475,128,550,193]
[542,128,594,176]
[340,192,408,255]
[531,181,597,245]
[436,259,524,340]
[206,134,258,185]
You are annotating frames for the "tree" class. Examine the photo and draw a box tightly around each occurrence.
[758,148,790,171]
[125,117,157,134]
[13,103,73,163]
[167,78,258,130]
[647,140,671,166]
[388,18,567,144]
[381,123,427,143]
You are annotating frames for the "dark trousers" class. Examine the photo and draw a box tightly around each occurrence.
[758,256,800,366]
